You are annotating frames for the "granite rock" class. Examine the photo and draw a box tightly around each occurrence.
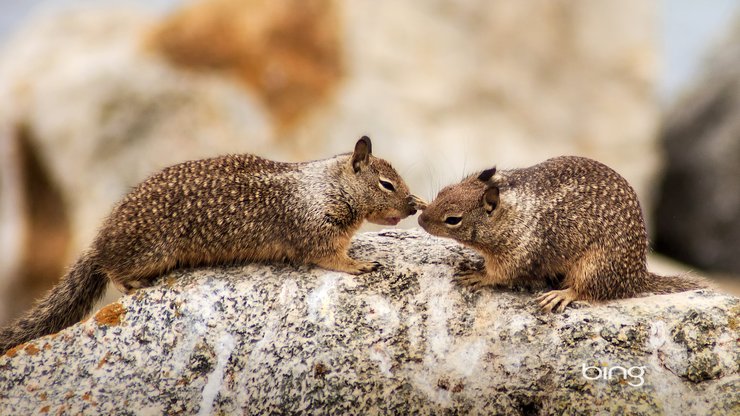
[1,230,737,415]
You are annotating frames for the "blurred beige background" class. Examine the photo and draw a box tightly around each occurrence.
[1,0,738,325]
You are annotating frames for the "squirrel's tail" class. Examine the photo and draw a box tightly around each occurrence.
[641,272,708,295]
[0,252,108,355]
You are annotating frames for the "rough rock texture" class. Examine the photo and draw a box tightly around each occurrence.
[0,0,660,324]
[654,15,740,276]
[1,230,737,415]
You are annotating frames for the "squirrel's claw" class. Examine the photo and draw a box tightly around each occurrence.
[453,270,485,285]
[537,288,577,312]
[355,260,382,274]
[453,272,488,294]
[454,269,478,278]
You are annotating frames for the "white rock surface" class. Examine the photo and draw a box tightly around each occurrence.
[1,230,737,415]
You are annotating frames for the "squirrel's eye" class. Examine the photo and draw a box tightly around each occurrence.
[379,180,396,192]
[444,216,462,226]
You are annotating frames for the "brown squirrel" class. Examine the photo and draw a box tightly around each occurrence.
[418,156,705,312]
[0,136,424,354]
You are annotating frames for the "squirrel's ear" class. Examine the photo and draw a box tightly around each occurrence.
[477,167,496,182]
[482,185,499,214]
[352,136,372,173]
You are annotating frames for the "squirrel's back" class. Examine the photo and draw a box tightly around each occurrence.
[96,154,305,275]
[504,156,649,270]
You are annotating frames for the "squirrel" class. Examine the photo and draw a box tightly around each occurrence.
[418,156,706,312]
[0,136,425,354]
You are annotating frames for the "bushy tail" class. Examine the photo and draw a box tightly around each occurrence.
[642,272,708,295]
[0,252,108,355]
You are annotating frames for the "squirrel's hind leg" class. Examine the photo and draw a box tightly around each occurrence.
[538,249,613,312]
[110,274,159,295]
[108,263,170,295]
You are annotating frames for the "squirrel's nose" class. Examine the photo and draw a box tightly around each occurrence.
[406,194,427,215]
[405,195,416,215]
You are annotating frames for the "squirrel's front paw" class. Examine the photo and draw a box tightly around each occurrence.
[352,260,382,274]
[453,271,488,291]
[315,256,381,275]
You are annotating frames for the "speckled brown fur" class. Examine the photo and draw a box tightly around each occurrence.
[419,156,706,312]
[0,137,422,353]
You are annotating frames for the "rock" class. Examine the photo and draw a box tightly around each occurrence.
[654,16,740,275]
[147,0,344,129]
[1,230,737,415]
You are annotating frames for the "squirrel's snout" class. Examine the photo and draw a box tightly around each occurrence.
[418,212,429,229]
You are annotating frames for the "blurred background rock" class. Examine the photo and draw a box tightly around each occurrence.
[0,0,738,326]
[654,15,740,281]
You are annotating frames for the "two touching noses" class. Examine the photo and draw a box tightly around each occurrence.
[406,194,429,226]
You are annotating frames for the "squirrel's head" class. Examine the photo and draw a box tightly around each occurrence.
[347,136,422,226]
[419,167,512,248]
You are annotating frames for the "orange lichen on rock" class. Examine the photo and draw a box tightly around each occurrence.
[94,303,126,326]
[4,343,23,357]
[1,341,40,357]
[24,344,40,355]
[146,0,344,128]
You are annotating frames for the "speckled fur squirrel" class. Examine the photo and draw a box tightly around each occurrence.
[0,136,425,353]
[419,156,706,312]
